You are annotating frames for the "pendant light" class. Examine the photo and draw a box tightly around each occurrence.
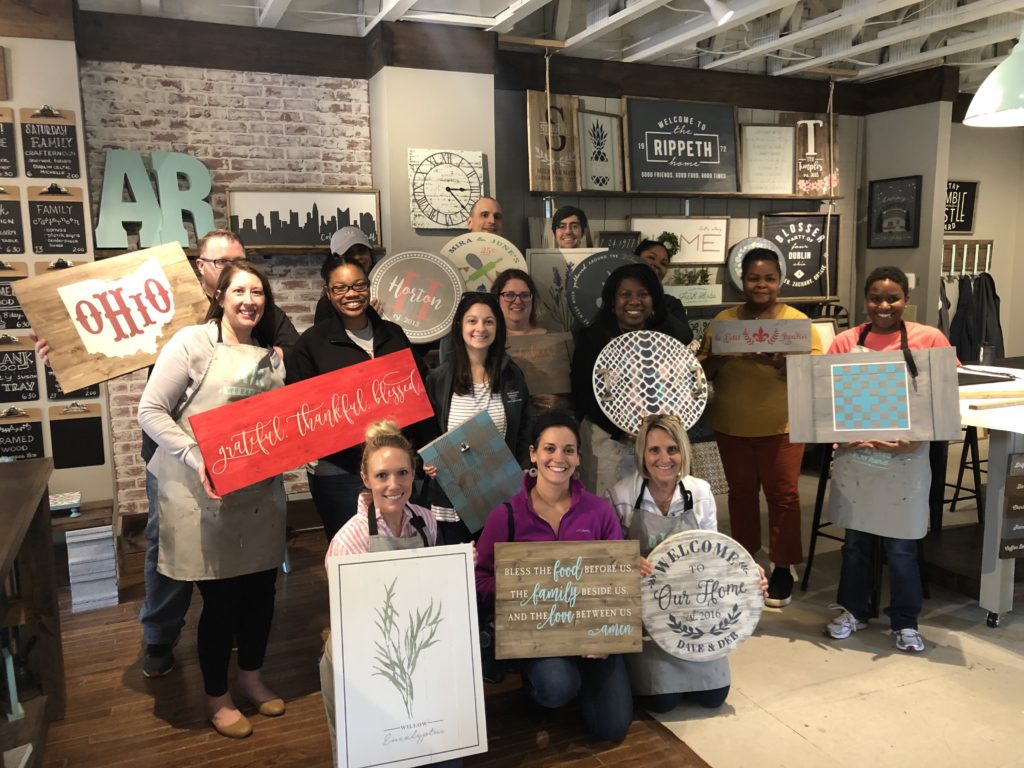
[704,0,734,26]
[964,23,1024,127]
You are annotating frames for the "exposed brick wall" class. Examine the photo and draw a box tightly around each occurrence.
[79,61,372,520]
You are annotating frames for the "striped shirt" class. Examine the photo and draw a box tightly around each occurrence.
[325,492,438,563]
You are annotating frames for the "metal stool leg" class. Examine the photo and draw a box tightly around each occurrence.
[800,444,835,592]
[968,427,985,523]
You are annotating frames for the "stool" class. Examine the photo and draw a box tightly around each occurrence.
[941,425,986,527]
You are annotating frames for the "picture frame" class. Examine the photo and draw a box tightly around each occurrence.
[575,110,624,192]
[779,112,840,197]
[526,90,579,193]
[740,125,795,195]
[945,180,978,234]
[526,248,603,331]
[596,231,641,250]
[811,317,838,353]
[628,216,728,265]
[227,188,381,250]
[760,212,840,300]
[867,176,922,249]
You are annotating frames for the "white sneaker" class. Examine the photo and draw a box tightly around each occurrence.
[825,606,867,639]
[894,628,925,652]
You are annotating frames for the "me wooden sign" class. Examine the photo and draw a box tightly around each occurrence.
[494,540,641,659]
[13,242,208,392]
[710,319,813,354]
[189,349,433,496]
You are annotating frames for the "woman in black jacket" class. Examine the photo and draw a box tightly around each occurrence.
[424,292,530,544]
[287,255,428,541]
[571,262,693,497]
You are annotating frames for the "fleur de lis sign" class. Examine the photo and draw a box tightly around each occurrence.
[751,326,771,343]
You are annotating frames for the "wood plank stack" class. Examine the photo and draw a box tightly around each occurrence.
[65,526,117,614]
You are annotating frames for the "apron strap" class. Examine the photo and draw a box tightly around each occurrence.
[366,502,431,547]
[635,479,694,514]
[856,321,918,382]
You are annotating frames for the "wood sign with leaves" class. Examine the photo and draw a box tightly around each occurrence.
[710,319,813,354]
[494,540,642,659]
[526,90,579,193]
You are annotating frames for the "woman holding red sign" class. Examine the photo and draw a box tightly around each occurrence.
[138,262,287,739]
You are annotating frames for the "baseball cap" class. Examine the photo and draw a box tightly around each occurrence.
[329,226,371,256]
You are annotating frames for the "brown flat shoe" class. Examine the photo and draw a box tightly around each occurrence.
[211,713,253,739]
[256,698,286,717]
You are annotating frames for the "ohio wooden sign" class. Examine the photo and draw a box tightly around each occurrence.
[710,319,813,354]
[494,540,641,659]
[13,243,208,393]
[642,530,763,662]
[189,348,433,496]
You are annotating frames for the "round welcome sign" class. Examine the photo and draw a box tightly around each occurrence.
[371,252,463,342]
[642,530,762,662]
[440,232,527,292]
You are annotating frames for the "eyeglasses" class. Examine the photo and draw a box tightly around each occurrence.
[498,291,532,303]
[198,257,244,269]
[556,222,582,232]
[327,280,371,296]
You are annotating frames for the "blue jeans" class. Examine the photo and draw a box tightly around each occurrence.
[641,686,730,713]
[837,529,922,631]
[519,655,633,743]
[139,471,193,645]
[308,471,365,541]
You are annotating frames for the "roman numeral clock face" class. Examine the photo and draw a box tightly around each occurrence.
[408,149,485,229]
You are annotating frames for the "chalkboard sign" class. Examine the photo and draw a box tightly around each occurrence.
[760,213,840,299]
[596,231,641,251]
[0,408,44,462]
[28,184,87,254]
[0,108,16,178]
[945,181,978,234]
[999,453,1024,559]
[0,261,29,330]
[0,336,38,402]
[0,186,25,255]
[49,403,105,469]
[45,363,99,401]
[19,106,81,179]
[625,98,738,193]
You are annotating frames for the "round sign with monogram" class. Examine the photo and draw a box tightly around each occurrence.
[567,249,644,326]
[727,237,786,291]
[592,330,707,433]
[370,251,463,342]
[440,233,527,292]
[642,530,763,662]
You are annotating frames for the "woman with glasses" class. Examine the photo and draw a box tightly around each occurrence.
[288,255,429,541]
[491,268,546,336]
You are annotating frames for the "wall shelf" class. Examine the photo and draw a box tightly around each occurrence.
[530,190,842,201]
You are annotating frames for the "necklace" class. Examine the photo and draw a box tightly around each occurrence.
[742,303,777,321]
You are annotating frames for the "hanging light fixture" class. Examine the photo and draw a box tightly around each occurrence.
[964,23,1024,127]
[704,0,735,26]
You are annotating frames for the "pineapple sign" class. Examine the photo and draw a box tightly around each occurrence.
[577,110,624,192]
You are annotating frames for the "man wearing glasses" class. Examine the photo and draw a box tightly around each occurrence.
[552,205,589,249]
[466,196,504,236]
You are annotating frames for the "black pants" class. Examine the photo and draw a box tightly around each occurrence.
[195,568,278,697]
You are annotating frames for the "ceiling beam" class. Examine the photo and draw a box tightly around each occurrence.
[361,0,420,35]
[257,0,293,28]
[704,0,921,70]
[553,0,573,41]
[622,0,800,64]
[773,0,1024,76]
[488,0,556,33]
[406,10,496,27]
[563,0,674,50]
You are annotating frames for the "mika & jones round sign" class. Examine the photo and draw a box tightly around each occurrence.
[440,233,526,292]
[371,251,463,342]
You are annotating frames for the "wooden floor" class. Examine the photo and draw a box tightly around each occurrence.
[42,533,709,768]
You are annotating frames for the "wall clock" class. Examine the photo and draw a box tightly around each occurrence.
[408,148,485,229]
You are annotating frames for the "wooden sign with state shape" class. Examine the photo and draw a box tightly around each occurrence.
[642,530,763,662]
[711,319,813,354]
[12,242,208,393]
[494,540,642,660]
[190,349,434,496]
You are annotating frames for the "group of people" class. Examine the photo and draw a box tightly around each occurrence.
[32,195,949,749]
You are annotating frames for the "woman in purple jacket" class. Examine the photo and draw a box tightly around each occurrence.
[475,411,633,743]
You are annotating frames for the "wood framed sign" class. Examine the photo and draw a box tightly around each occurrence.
[642,530,763,662]
[370,252,463,342]
[787,347,962,444]
[227,188,381,250]
[945,181,978,234]
[999,454,1024,559]
[0,261,29,330]
[624,97,738,193]
[629,216,728,265]
[868,175,922,249]
[526,248,602,332]
[710,319,813,354]
[326,545,487,767]
[526,90,579,193]
[760,212,839,299]
[779,113,839,197]
[0,186,26,255]
[576,110,624,192]
[27,184,87,254]
[0,407,44,462]
[190,348,433,496]
[13,242,208,393]
[506,331,573,394]
[567,249,643,326]
[494,540,642,659]
[0,108,16,178]
[439,232,526,292]
[19,106,81,179]
[739,125,795,195]
[0,335,38,403]
[417,411,523,534]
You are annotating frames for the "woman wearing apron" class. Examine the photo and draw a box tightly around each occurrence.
[319,421,461,767]
[824,266,953,652]
[138,262,287,739]
[608,414,767,712]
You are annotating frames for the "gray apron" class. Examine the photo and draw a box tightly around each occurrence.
[626,480,731,695]
[828,323,931,540]
[156,338,286,581]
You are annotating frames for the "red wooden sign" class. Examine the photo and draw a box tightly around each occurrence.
[189,349,433,495]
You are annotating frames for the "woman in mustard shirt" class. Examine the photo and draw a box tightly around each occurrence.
[699,248,821,608]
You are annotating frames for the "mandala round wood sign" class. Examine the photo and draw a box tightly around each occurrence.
[592,330,707,433]
[642,530,763,662]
